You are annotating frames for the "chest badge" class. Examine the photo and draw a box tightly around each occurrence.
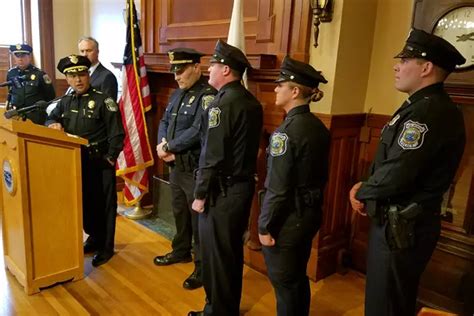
[30,74,36,80]
[389,114,400,126]
[270,132,288,157]
[188,96,195,105]
[208,107,221,129]
[88,100,95,109]
[398,120,428,150]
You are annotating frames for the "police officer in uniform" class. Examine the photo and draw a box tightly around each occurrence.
[153,48,216,290]
[349,29,466,316]
[6,44,55,124]
[259,56,330,316]
[47,55,125,267]
[189,40,263,316]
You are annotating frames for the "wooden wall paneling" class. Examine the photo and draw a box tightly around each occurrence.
[141,0,311,63]
[37,0,55,87]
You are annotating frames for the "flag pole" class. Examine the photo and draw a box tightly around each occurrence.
[124,200,152,219]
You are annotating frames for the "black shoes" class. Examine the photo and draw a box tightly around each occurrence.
[83,240,98,254]
[153,253,192,266]
[183,269,202,290]
[92,251,114,267]
[187,311,204,316]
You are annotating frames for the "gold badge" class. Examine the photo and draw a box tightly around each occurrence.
[188,96,195,104]
[30,74,36,80]
[16,44,22,50]
[69,55,78,64]
[168,51,174,62]
[88,100,95,109]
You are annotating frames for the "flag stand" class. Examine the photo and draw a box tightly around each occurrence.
[124,201,152,220]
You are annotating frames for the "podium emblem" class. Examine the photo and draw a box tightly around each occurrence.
[3,159,16,195]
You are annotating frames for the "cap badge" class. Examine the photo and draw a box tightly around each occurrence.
[16,44,21,50]
[169,52,174,62]
[69,55,78,64]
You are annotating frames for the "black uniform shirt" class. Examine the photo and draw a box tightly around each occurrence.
[7,64,55,108]
[158,76,216,154]
[258,104,330,234]
[356,83,465,211]
[46,87,125,160]
[194,80,263,199]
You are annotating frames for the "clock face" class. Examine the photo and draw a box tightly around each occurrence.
[433,6,474,69]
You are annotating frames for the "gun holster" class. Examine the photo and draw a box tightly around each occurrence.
[386,203,423,250]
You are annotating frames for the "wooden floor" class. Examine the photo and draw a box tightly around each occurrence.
[0,215,366,315]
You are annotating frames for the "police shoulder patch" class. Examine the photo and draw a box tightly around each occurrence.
[43,74,52,84]
[398,120,428,150]
[201,95,215,110]
[208,107,221,128]
[270,132,288,157]
[104,97,118,112]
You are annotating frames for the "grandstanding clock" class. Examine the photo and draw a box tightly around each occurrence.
[433,6,474,69]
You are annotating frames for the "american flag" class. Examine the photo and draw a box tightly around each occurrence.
[116,0,154,205]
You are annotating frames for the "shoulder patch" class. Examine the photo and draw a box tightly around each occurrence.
[201,95,215,110]
[270,132,288,157]
[43,74,52,84]
[208,107,221,128]
[105,97,118,112]
[398,120,428,150]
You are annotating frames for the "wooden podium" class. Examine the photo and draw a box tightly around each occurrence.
[0,110,87,294]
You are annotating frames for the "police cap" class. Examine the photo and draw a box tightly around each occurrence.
[210,40,251,74]
[275,56,328,89]
[10,44,33,56]
[394,28,466,72]
[168,48,205,73]
[57,54,91,74]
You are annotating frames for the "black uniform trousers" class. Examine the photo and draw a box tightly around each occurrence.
[262,209,321,316]
[365,214,441,316]
[199,180,255,316]
[169,169,201,269]
[81,150,117,255]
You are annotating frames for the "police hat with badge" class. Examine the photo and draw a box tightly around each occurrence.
[9,44,33,56]
[168,48,205,73]
[57,54,91,74]
[394,28,466,72]
[210,39,251,75]
[275,56,328,89]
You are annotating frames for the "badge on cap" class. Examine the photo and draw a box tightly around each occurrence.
[169,52,174,62]
[270,132,288,157]
[69,55,78,64]
[201,95,215,110]
[398,120,428,150]
[105,98,118,112]
[88,100,95,109]
[16,44,21,50]
[208,107,221,128]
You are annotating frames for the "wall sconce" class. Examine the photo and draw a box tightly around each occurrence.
[310,0,333,48]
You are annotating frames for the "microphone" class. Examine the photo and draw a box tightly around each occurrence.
[0,75,28,88]
[4,101,49,119]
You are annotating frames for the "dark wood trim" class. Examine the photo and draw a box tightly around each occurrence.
[37,0,55,85]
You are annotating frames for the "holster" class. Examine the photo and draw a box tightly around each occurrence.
[294,187,321,217]
[386,203,423,250]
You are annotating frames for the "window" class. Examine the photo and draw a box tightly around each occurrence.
[0,0,24,45]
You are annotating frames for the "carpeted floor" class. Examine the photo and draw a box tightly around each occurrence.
[117,205,176,241]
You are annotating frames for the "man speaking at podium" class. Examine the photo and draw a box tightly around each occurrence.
[46,54,124,267]
[5,44,56,125]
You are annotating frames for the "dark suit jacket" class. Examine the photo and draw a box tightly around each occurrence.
[90,63,118,101]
